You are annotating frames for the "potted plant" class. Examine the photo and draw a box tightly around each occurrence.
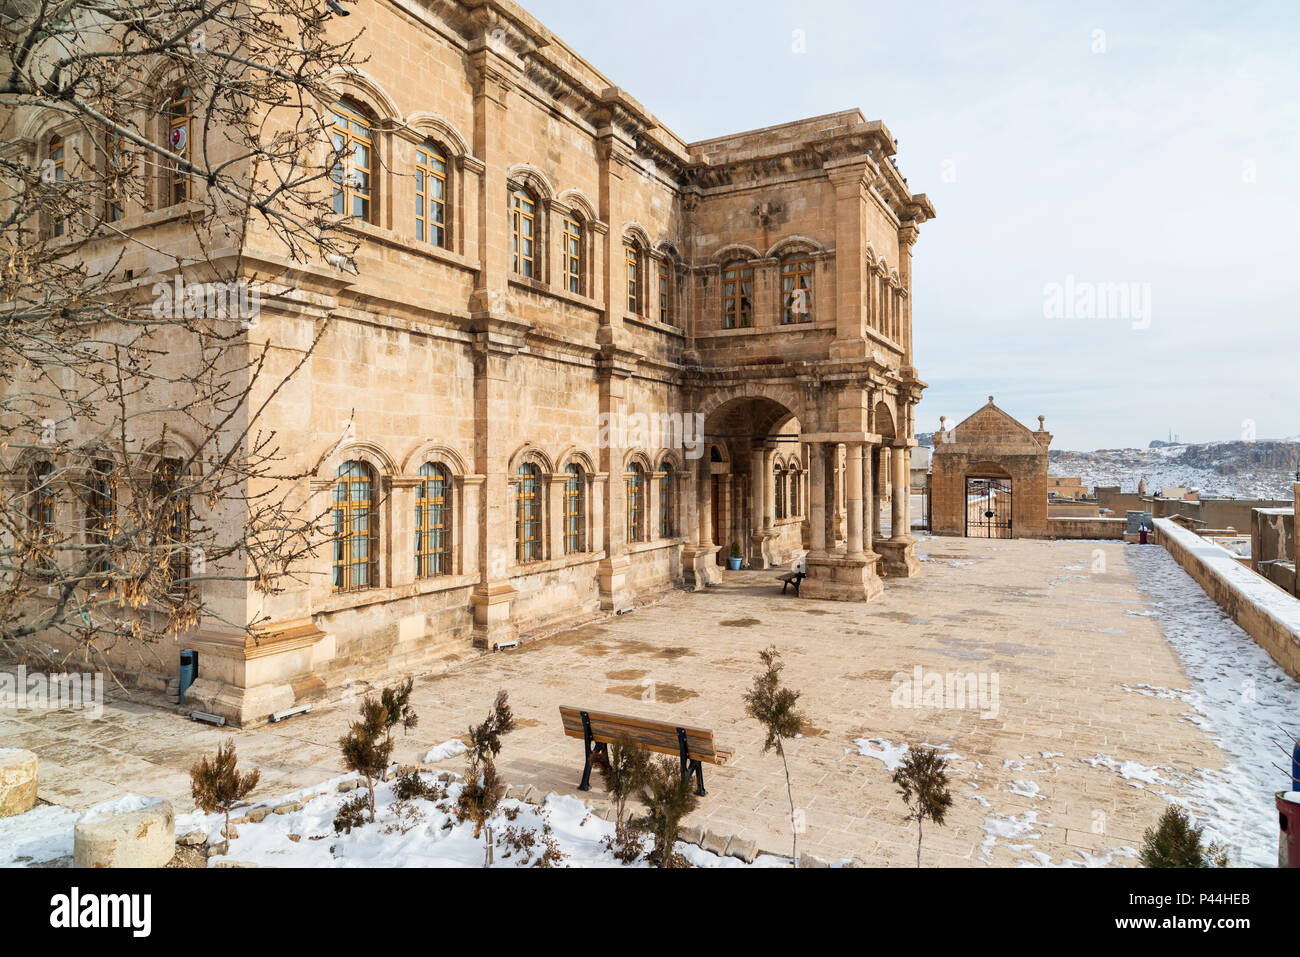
[727,542,743,571]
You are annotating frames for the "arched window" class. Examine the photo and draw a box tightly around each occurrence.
[723,262,753,328]
[562,213,583,294]
[511,187,538,279]
[87,459,115,580]
[790,470,801,517]
[332,460,377,591]
[625,241,642,315]
[774,464,786,520]
[515,463,541,563]
[29,461,55,565]
[415,141,447,246]
[104,130,125,222]
[164,85,193,206]
[153,457,191,596]
[563,463,584,554]
[414,462,451,577]
[657,258,672,324]
[626,463,645,543]
[47,135,65,236]
[331,99,374,223]
[781,254,814,324]
[659,466,674,538]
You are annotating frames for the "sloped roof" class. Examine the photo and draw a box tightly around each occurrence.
[934,397,1049,456]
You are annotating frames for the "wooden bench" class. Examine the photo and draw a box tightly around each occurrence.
[779,570,805,596]
[559,705,733,796]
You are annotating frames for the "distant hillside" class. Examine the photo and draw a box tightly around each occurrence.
[1050,440,1300,500]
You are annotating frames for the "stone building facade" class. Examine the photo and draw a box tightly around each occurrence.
[5,0,935,725]
[931,398,1051,539]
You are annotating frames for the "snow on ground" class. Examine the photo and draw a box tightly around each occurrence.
[1114,546,1300,867]
[0,804,79,866]
[421,739,468,763]
[165,772,795,869]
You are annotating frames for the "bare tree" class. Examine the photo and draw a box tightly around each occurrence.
[0,0,367,673]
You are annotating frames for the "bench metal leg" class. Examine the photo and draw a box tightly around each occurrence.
[578,711,607,791]
[677,727,707,796]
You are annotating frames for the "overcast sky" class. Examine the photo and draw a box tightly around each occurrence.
[523,0,1300,450]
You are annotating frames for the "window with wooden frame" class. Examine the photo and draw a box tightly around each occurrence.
[790,470,801,516]
[774,465,786,520]
[331,99,374,222]
[511,187,537,279]
[415,141,447,247]
[29,461,55,566]
[658,258,672,324]
[625,241,641,315]
[164,85,193,206]
[332,460,377,592]
[104,130,125,222]
[47,135,65,237]
[562,214,583,294]
[781,255,814,323]
[87,459,115,580]
[723,262,753,328]
[153,457,190,596]
[414,462,451,578]
[626,463,645,543]
[515,464,541,563]
[563,463,584,555]
[659,467,674,538]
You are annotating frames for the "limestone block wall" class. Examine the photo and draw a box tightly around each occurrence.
[1047,517,1128,539]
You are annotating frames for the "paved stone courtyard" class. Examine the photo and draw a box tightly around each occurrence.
[2,537,1228,866]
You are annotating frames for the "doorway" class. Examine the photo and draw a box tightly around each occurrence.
[965,476,1013,538]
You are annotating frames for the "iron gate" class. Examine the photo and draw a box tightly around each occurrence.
[965,477,1012,538]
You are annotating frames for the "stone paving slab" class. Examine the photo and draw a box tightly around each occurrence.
[0,537,1225,866]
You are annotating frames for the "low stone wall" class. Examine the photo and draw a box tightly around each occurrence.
[1155,517,1300,680]
[1047,517,1128,540]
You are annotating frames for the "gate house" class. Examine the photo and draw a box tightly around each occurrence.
[930,397,1052,539]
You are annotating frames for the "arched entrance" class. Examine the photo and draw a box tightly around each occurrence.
[699,395,803,571]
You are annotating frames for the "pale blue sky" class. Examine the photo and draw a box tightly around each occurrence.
[523,0,1300,449]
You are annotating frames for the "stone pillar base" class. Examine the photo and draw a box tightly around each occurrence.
[682,545,722,589]
[598,555,633,612]
[877,536,921,578]
[800,553,884,602]
[749,530,779,569]
[183,618,327,728]
[471,581,519,650]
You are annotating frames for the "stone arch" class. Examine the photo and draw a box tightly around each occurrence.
[508,443,554,474]
[401,441,469,476]
[556,446,597,473]
[621,222,652,248]
[654,239,682,261]
[557,188,598,222]
[766,234,826,259]
[654,448,684,472]
[506,163,555,201]
[622,448,653,473]
[712,242,762,265]
[139,434,205,477]
[874,400,896,441]
[966,461,1013,480]
[404,112,471,158]
[325,67,401,121]
[698,383,806,431]
[320,440,397,481]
